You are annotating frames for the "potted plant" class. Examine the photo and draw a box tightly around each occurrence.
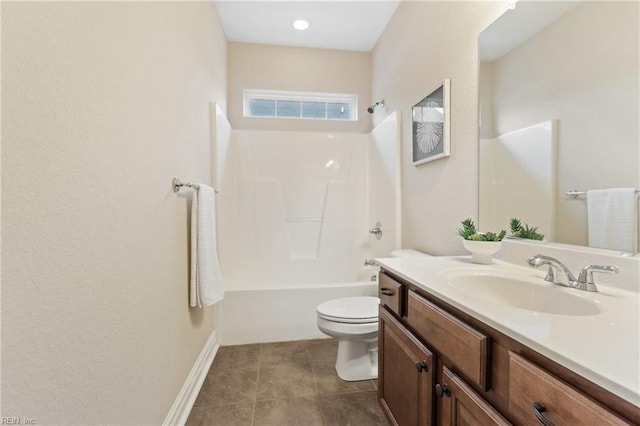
[509,218,544,240]
[458,218,506,264]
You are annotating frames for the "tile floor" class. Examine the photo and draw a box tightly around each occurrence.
[186,339,389,426]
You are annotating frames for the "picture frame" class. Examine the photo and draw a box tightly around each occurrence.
[412,79,451,165]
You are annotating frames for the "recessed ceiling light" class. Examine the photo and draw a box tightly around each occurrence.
[293,19,310,31]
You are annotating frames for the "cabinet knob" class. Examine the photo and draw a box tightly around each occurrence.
[532,402,555,426]
[415,360,428,373]
[435,383,451,398]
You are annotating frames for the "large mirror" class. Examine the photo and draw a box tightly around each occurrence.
[478,0,639,253]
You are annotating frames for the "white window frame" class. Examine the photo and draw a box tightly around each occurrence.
[243,89,358,121]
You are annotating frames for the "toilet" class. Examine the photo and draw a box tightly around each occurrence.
[317,296,380,381]
[316,249,431,381]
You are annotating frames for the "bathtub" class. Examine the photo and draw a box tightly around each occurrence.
[217,281,378,345]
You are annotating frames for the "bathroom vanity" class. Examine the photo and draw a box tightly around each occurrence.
[376,256,640,425]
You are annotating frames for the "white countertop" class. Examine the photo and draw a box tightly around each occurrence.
[375,255,640,408]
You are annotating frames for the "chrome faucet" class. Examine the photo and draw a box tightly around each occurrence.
[527,254,577,286]
[575,265,619,292]
[527,254,618,292]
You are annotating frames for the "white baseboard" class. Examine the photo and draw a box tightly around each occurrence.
[163,330,219,426]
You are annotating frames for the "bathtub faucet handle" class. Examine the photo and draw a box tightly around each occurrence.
[364,259,379,267]
[369,222,383,240]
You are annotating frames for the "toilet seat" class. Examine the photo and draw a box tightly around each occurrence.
[318,313,378,324]
[317,296,379,324]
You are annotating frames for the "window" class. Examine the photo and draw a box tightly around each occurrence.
[243,89,357,121]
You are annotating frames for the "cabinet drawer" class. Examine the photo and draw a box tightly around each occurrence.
[406,291,489,390]
[379,272,404,316]
[509,352,629,425]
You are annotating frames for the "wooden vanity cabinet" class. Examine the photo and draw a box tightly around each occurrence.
[379,307,435,426]
[508,352,628,425]
[406,291,489,391]
[439,366,510,426]
[379,272,404,316]
[377,269,638,426]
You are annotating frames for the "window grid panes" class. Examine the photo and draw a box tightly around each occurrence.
[302,101,326,119]
[276,100,301,118]
[249,99,276,117]
[327,103,350,120]
[244,90,357,121]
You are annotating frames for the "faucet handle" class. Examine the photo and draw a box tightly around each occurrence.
[364,259,379,267]
[530,259,561,284]
[369,222,383,240]
[576,265,619,291]
[543,265,557,283]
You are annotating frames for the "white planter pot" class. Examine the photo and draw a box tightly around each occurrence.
[462,240,503,264]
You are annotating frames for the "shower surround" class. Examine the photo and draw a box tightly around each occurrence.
[218,114,400,344]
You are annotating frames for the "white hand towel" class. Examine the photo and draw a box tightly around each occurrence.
[587,188,638,252]
[190,184,224,308]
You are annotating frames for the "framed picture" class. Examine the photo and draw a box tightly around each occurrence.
[412,79,450,165]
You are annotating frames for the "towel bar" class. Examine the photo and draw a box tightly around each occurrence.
[172,177,218,193]
[565,189,639,198]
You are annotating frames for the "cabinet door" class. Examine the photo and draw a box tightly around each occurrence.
[379,307,435,426]
[438,366,511,426]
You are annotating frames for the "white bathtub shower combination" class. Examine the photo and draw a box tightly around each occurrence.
[217,113,400,345]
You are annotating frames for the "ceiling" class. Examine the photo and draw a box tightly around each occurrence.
[215,1,401,52]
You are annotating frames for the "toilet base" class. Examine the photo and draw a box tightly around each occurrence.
[335,338,378,381]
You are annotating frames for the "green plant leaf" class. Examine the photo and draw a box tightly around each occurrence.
[457,218,477,240]
[509,218,544,240]
[510,218,523,234]
[458,218,505,241]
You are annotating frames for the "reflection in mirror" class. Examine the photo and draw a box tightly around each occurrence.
[478,0,639,253]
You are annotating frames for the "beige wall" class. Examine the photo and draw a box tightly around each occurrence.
[487,1,639,247]
[228,42,372,133]
[372,1,507,255]
[1,2,226,424]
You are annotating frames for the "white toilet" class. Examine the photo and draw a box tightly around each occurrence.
[316,249,431,381]
[317,296,380,381]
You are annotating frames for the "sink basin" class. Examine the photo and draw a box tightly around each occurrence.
[439,269,600,316]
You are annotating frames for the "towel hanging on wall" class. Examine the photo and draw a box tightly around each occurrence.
[587,188,638,252]
[190,184,224,307]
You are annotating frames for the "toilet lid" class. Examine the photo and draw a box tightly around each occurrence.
[317,297,380,323]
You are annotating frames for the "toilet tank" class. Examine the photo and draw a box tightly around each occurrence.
[390,249,432,258]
